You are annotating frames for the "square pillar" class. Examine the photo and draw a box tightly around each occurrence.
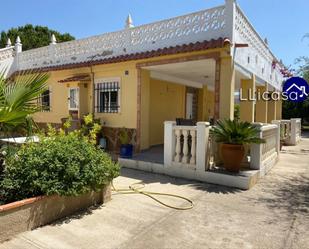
[267,96,277,123]
[215,57,235,120]
[255,83,268,123]
[276,98,282,120]
[140,69,151,150]
[240,75,256,123]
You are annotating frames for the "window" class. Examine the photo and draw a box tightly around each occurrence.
[38,88,51,111]
[95,80,120,113]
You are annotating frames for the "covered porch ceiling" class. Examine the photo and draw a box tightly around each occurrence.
[142,59,256,91]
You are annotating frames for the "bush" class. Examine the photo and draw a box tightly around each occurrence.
[0,130,119,205]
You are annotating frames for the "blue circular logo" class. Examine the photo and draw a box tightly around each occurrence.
[283,77,309,102]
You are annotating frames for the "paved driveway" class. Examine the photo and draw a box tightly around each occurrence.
[1,137,309,249]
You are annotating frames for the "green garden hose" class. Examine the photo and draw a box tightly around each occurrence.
[111,181,194,210]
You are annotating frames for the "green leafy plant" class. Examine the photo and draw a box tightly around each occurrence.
[0,124,120,205]
[80,114,101,144]
[210,119,265,145]
[119,128,130,145]
[234,104,240,121]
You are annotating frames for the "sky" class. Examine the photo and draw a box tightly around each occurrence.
[0,0,308,68]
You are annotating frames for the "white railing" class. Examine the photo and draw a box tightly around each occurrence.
[0,46,15,77]
[3,0,284,91]
[250,123,280,175]
[234,5,284,90]
[272,118,301,145]
[0,46,14,61]
[16,5,226,71]
[292,118,302,145]
[164,121,210,172]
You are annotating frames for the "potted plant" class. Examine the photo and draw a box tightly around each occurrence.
[211,119,265,172]
[119,128,133,158]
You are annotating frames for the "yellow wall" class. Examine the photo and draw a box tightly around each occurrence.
[33,61,138,129]
[93,62,137,128]
[148,78,185,146]
[31,48,228,149]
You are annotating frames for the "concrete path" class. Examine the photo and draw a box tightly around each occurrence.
[1,137,309,249]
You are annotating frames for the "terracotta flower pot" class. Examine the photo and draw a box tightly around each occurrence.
[221,144,245,172]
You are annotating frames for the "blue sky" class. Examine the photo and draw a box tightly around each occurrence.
[0,0,308,68]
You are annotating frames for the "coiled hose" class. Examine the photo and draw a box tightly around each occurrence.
[111,181,194,210]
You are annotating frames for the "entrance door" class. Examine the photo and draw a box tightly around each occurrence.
[68,87,79,111]
[186,93,194,119]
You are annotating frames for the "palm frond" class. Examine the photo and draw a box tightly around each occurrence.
[0,70,49,137]
[210,119,265,145]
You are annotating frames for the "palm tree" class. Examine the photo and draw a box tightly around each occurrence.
[0,71,49,137]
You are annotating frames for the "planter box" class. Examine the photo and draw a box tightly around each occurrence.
[0,184,111,243]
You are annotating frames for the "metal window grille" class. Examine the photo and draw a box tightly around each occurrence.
[37,89,51,112]
[95,81,120,113]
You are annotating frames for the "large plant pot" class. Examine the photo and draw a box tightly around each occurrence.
[120,144,133,158]
[221,144,245,172]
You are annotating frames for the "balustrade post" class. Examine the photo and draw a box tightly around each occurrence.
[164,121,176,166]
[174,129,182,163]
[272,120,281,154]
[250,123,263,169]
[290,119,297,145]
[190,129,196,165]
[182,130,189,163]
[275,123,280,154]
[196,122,210,172]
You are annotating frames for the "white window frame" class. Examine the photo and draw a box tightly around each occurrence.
[94,77,121,113]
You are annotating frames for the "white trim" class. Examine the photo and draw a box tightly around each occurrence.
[68,87,79,111]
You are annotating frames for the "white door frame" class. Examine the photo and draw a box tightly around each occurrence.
[68,87,79,111]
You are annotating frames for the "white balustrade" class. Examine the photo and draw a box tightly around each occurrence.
[15,5,226,71]
[0,46,15,77]
[1,0,284,92]
[250,123,280,174]
[164,121,210,171]
[234,4,284,90]
[272,118,301,146]
[0,46,14,61]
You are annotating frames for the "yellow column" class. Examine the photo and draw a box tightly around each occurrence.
[140,69,150,150]
[218,57,235,120]
[255,83,268,123]
[276,98,282,120]
[239,75,256,123]
[267,96,277,123]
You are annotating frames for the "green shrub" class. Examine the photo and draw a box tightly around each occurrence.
[0,131,119,204]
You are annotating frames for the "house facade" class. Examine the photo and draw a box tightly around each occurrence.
[0,0,286,152]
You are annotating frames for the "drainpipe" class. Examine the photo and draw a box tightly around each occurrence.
[90,65,95,116]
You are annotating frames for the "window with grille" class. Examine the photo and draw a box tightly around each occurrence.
[95,80,120,113]
[37,88,51,112]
